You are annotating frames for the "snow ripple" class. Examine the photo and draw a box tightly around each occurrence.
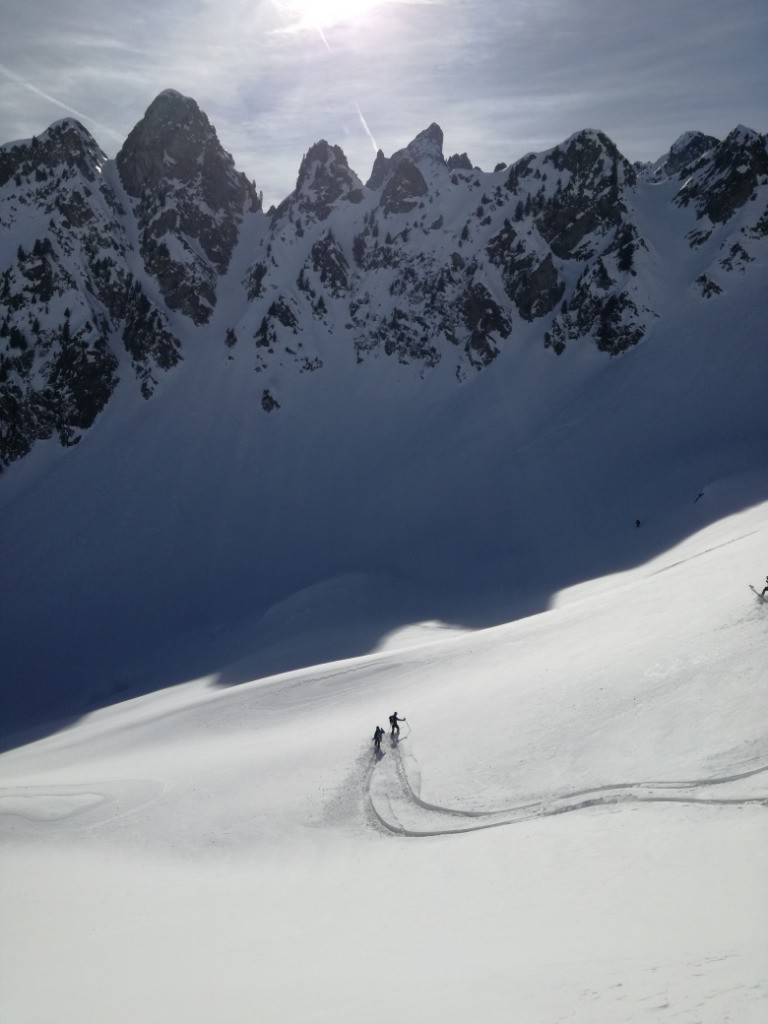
[0,779,163,827]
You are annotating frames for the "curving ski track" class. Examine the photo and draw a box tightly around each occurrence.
[367,738,768,838]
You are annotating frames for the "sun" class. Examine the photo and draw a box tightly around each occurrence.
[276,0,385,32]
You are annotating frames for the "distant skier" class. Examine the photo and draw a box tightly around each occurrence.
[761,576,768,598]
[389,712,405,737]
[373,725,385,751]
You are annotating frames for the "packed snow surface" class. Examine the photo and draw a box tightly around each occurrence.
[1,492,767,1023]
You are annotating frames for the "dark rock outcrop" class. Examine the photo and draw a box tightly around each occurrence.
[1,99,765,469]
[273,140,363,226]
[675,125,768,225]
[117,90,261,323]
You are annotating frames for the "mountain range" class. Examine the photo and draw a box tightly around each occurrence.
[2,89,766,468]
[1,90,767,736]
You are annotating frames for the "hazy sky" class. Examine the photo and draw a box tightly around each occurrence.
[1,0,766,206]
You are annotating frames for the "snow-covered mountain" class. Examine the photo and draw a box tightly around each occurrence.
[1,91,767,735]
[1,91,766,469]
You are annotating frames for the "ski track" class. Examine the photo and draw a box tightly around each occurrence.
[2,746,766,842]
[367,737,768,838]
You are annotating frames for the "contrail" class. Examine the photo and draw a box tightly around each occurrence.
[0,63,123,143]
[355,101,378,155]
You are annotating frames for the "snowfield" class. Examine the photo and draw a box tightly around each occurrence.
[1,491,766,1023]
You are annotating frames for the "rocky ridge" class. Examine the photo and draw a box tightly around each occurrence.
[1,93,766,469]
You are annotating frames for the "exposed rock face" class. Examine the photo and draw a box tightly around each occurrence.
[379,159,429,215]
[0,95,266,468]
[0,121,121,463]
[367,123,445,184]
[308,232,350,297]
[0,119,104,187]
[532,130,636,259]
[508,251,564,323]
[366,149,390,192]
[675,126,768,225]
[634,131,720,185]
[273,140,364,226]
[1,97,766,469]
[483,130,649,355]
[660,131,719,179]
[121,278,182,398]
[447,153,473,172]
[116,90,261,323]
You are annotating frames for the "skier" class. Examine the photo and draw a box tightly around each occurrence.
[373,725,385,751]
[389,712,405,737]
[761,576,768,598]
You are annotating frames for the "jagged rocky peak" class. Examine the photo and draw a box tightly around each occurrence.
[364,123,447,215]
[500,129,636,263]
[115,91,261,324]
[117,90,214,196]
[634,131,720,184]
[676,123,768,225]
[116,89,260,212]
[0,118,105,187]
[545,129,635,187]
[296,140,359,189]
[366,122,446,190]
[664,131,719,177]
[405,122,445,165]
[366,149,390,191]
[276,140,363,223]
[713,124,768,178]
[505,129,634,199]
[447,152,473,171]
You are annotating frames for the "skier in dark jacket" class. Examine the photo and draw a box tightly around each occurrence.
[373,725,385,750]
[389,712,405,737]
[761,576,768,598]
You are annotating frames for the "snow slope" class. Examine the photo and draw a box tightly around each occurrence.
[1,492,766,1023]
[2,216,767,737]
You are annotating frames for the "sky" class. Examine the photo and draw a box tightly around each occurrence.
[1,0,767,209]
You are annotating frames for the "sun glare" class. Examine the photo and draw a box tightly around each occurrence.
[277,0,385,32]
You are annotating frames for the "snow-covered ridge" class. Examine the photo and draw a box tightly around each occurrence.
[1,90,766,471]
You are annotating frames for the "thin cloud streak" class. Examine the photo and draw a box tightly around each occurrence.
[0,63,124,143]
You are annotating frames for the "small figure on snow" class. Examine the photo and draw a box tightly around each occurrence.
[761,577,768,598]
[389,712,405,737]
[373,725,385,751]
[635,519,641,528]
